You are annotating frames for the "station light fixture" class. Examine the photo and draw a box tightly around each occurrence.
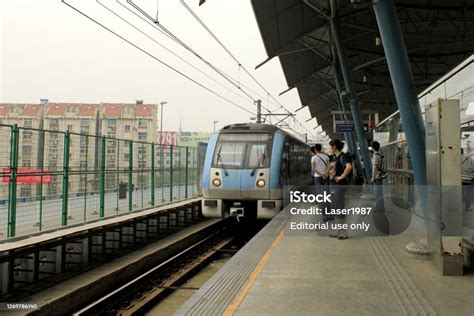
[375,36,382,47]
[467,102,474,115]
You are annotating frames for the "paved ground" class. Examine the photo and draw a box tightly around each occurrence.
[235,233,474,316]
[177,188,474,316]
[234,192,474,316]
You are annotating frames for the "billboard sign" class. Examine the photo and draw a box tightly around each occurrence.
[157,131,178,146]
[178,132,212,147]
[2,169,52,184]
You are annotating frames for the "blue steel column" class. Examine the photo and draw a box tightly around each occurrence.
[333,64,356,154]
[333,64,366,180]
[330,18,372,181]
[373,0,426,186]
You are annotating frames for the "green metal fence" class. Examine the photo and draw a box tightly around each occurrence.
[0,124,201,239]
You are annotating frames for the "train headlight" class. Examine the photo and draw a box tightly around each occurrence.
[256,179,266,188]
[212,178,222,187]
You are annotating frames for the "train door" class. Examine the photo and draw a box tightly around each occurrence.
[280,139,290,186]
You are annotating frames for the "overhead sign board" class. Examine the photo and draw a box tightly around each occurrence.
[334,121,369,133]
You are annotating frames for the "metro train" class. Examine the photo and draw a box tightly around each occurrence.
[201,123,312,219]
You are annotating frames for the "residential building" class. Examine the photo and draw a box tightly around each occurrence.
[0,101,157,200]
[99,102,157,190]
[0,104,44,198]
[43,103,100,195]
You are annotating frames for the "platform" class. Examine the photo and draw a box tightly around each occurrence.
[176,192,474,316]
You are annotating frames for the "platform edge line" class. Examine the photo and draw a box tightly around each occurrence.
[222,228,286,316]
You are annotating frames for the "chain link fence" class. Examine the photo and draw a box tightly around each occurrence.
[0,124,203,239]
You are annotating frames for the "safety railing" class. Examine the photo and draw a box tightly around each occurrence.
[0,124,203,239]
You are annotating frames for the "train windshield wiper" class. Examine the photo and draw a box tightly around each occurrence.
[216,145,229,176]
[250,153,265,176]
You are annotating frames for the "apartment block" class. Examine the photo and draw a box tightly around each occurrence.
[0,104,44,198]
[43,103,101,196]
[0,101,158,199]
[99,103,158,190]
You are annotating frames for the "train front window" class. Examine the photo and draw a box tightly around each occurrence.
[247,144,267,168]
[213,133,272,169]
[214,142,245,168]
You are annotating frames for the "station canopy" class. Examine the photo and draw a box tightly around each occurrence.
[251,0,474,138]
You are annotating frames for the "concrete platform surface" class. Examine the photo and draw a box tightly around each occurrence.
[177,194,474,316]
[234,233,473,316]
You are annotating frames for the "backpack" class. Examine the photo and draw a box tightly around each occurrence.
[338,153,354,184]
[375,153,387,179]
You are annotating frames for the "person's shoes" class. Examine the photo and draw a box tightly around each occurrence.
[329,229,340,238]
[337,229,348,240]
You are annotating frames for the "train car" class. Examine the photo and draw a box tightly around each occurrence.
[201,123,311,219]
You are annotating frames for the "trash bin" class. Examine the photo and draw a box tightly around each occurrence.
[119,182,127,199]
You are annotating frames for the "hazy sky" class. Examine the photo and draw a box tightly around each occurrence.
[1,0,320,137]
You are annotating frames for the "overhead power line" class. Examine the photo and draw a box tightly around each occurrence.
[98,0,258,107]
[126,0,267,108]
[62,0,256,116]
[179,0,315,138]
[125,0,278,115]
[117,1,276,120]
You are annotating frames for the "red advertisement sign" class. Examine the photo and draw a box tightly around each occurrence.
[157,131,178,146]
[2,168,52,184]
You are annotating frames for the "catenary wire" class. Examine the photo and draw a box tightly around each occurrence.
[179,0,315,137]
[125,0,275,114]
[62,0,256,116]
[97,0,260,108]
[126,0,265,107]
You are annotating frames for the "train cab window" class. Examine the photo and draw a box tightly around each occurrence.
[212,133,273,169]
[213,142,245,168]
[247,144,269,168]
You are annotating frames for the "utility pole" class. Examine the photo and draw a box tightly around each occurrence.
[159,101,168,145]
[255,100,262,123]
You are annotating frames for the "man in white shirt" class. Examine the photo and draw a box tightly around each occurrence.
[311,144,330,185]
[311,144,331,221]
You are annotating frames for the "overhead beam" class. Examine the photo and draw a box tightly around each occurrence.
[255,44,331,70]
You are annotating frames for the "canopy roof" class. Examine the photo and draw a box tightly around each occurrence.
[251,0,474,138]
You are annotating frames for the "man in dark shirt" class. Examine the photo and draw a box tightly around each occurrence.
[371,141,385,212]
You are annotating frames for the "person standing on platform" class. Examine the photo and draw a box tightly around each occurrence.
[311,144,331,221]
[371,141,385,212]
[328,139,352,240]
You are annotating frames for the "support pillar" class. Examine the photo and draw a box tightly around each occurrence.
[373,0,426,186]
[333,64,356,154]
[330,18,372,181]
[256,100,262,123]
[333,63,366,180]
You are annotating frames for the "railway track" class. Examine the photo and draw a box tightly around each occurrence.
[74,225,240,316]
